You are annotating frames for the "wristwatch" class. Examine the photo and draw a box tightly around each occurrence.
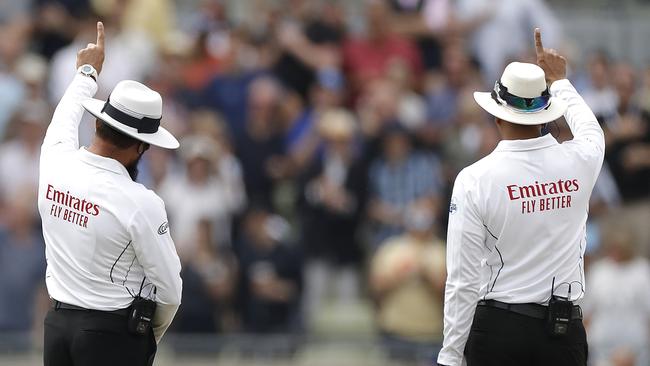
[78,64,98,81]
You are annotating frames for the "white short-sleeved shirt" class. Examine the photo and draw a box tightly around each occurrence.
[37,74,182,341]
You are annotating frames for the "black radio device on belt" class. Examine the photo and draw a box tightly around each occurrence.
[127,279,157,336]
[546,277,573,337]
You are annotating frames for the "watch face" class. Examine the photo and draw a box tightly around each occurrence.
[82,65,92,73]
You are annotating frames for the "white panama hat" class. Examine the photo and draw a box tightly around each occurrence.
[82,80,180,149]
[474,62,567,125]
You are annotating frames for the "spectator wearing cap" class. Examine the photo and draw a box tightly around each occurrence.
[370,200,446,363]
[298,109,368,324]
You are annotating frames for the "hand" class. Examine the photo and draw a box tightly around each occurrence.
[534,28,566,84]
[76,21,105,74]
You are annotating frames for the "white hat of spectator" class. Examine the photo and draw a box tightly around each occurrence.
[474,62,567,125]
[180,135,220,162]
[82,80,180,149]
[317,108,356,140]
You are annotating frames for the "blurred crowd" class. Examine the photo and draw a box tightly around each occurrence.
[0,0,649,365]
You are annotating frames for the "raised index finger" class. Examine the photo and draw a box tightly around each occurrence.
[534,27,544,55]
[96,21,105,49]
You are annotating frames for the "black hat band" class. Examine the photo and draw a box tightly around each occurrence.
[101,98,161,134]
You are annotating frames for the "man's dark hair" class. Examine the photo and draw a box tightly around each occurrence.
[95,120,140,149]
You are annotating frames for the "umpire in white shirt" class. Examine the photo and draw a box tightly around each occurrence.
[437,29,604,366]
[38,22,182,366]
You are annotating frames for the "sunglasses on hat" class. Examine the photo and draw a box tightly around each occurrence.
[491,80,551,113]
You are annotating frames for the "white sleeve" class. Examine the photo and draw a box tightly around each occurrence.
[438,171,487,366]
[128,192,183,343]
[551,79,605,181]
[41,74,97,155]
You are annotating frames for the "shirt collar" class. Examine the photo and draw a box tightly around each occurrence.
[494,133,559,152]
[78,147,130,177]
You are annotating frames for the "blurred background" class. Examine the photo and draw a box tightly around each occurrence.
[0,0,649,365]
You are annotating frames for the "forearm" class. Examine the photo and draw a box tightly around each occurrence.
[438,279,480,365]
[152,303,179,343]
[42,74,97,153]
[550,79,605,154]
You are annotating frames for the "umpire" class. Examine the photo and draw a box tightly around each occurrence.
[37,22,182,366]
[437,29,604,366]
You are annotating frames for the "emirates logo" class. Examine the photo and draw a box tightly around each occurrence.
[157,222,169,235]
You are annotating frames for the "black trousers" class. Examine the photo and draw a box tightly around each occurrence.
[44,307,156,366]
[464,305,588,366]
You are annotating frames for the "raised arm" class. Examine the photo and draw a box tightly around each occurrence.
[41,22,105,155]
[535,28,605,168]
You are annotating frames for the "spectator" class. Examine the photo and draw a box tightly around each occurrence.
[583,224,650,366]
[160,135,245,255]
[235,76,291,207]
[298,109,367,324]
[273,1,344,100]
[173,220,237,335]
[236,208,303,334]
[189,110,247,204]
[579,51,618,122]
[31,0,89,59]
[386,57,427,131]
[440,85,499,176]
[370,201,445,362]
[0,100,50,207]
[285,67,346,171]
[356,78,401,139]
[145,31,195,138]
[0,18,31,139]
[420,41,479,147]
[343,0,423,102]
[0,190,46,350]
[386,0,447,70]
[603,63,650,202]
[367,123,443,246]
[120,0,176,48]
[199,29,267,138]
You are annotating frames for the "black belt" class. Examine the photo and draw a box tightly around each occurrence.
[53,300,130,317]
[477,299,582,320]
